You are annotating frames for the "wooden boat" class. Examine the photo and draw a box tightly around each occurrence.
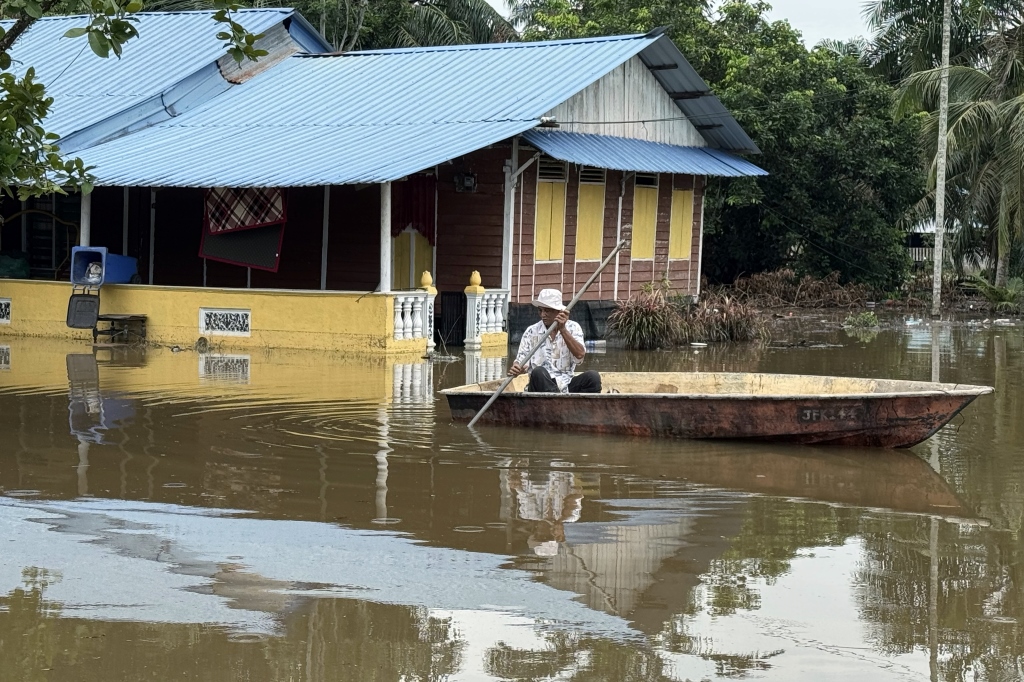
[443,372,994,448]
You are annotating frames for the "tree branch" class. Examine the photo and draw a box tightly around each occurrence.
[0,0,60,55]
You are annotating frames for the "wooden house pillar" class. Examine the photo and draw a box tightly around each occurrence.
[501,137,519,291]
[80,191,91,246]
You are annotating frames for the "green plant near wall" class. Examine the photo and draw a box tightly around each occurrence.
[607,280,680,350]
[609,279,768,349]
[967,276,1024,314]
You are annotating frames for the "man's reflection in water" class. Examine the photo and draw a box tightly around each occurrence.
[504,459,583,557]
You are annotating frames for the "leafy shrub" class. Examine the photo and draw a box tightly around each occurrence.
[843,311,879,328]
[678,293,769,344]
[901,271,965,307]
[966,276,1024,313]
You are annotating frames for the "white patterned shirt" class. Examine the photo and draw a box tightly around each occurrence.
[515,319,585,392]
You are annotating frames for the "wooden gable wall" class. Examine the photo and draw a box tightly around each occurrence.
[544,55,705,147]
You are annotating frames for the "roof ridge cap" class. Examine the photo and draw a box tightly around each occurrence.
[17,7,292,20]
[315,33,649,58]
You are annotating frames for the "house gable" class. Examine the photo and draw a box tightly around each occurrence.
[544,55,704,147]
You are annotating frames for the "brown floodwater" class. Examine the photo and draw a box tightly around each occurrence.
[0,316,1021,681]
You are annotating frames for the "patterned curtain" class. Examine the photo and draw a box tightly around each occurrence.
[205,187,287,234]
[391,174,436,245]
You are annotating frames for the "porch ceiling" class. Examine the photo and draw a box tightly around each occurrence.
[522,130,767,177]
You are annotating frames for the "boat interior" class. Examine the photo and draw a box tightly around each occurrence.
[446,372,994,397]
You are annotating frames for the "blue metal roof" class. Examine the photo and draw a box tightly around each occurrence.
[77,30,761,188]
[522,129,767,177]
[82,34,662,187]
[2,10,329,142]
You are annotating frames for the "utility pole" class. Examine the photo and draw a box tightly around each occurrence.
[932,0,952,319]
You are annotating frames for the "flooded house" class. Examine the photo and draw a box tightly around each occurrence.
[0,10,765,354]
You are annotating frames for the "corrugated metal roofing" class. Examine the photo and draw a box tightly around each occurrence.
[522,129,767,177]
[2,10,317,138]
[78,30,761,187]
[82,34,661,187]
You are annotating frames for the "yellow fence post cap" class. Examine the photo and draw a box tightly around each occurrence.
[465,270,485,294]
[420,271,437,295]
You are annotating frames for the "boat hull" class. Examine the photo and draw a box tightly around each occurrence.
[444,374,991,448]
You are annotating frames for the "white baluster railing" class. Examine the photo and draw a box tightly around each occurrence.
[392,361,434,404]
[465,351,508,384]
[393,291,431,341]
[483,286,507,331]
[422,293,436,351]
[484,356,504,382]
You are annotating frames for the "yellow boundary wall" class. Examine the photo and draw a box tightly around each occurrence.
[0,279,426,354]
[480,332,509,352]
[0,338,428,402]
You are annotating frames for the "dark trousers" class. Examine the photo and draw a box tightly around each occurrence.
[528,367,602,394]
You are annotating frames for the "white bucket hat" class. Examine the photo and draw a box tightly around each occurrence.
[530,540,559,557]
[532,289,566,311]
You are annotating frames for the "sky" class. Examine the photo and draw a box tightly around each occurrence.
[764,0,871,45]
[486,0,873,47]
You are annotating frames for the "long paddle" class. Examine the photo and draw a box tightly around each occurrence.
[467,239,628,428]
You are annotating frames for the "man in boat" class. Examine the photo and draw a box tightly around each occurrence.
[507,288,602,393]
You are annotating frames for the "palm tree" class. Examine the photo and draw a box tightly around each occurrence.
[146,0,517,50]
[384,0,517,48]
[895,14,1024,286]
[863,0,1013,82]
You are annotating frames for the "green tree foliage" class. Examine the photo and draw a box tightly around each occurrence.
[510,0,925,291]
[702,2,924,291]
[150,0,516,50]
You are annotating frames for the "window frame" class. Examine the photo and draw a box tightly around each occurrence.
[534,158,568,263]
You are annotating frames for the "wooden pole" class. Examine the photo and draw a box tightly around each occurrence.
[467,239,627,429]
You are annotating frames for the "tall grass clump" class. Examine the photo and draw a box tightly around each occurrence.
[677,293,768,344]
[609,281,768,349]
[607,281,679,350]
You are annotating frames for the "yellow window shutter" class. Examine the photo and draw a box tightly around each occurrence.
[669,189,694,260]
[535,181,553,261]
[392,231,410,289]
[632,186,658,259]
[548,181,566,261]
[413,230,433,284]
[576,182,605,260]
